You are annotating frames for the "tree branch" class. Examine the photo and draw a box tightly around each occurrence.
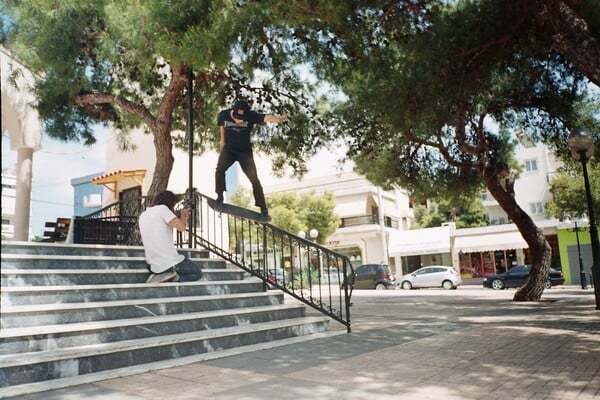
[404,128,476,170]
[546,0,600,86]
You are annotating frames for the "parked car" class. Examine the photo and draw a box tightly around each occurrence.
[482,265,565,290]
[267,268,290,284]
[345,264,395,290]
[397,266,461,290]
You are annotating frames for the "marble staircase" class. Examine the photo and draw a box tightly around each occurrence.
[0,242,331,398]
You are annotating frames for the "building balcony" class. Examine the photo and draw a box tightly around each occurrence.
[340,215,400,229]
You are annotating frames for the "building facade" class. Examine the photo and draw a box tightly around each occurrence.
[1,168,17,239]
[71,172,105,217]
[265,171,414,274]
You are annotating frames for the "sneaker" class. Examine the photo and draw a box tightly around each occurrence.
[214,197,224,211]
[147,268,178,283]
[259,209,272,223]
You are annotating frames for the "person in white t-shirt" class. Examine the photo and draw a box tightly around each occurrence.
[138,190,193,283]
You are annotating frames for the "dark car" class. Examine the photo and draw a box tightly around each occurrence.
[482,265,565,290]
[345,264,395,290]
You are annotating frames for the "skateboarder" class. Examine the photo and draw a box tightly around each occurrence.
[215,100,288,221]
[138,190,196,283]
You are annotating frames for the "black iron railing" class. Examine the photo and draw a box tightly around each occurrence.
[74,191,354,332]
[73,196,149,245]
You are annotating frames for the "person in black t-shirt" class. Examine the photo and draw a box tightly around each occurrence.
[215,100,288,220]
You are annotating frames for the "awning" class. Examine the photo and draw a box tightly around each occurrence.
[92,169,146,193]
[454,231,528,253]
[388,226,451,256]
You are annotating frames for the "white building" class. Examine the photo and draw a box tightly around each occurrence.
[483,145,561,224]
[1,168,17,239]
[265,171,413,273]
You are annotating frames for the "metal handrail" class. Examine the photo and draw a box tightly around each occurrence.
[183,191,354,332]
[73,191,354,332]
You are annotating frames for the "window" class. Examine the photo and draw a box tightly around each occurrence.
[524,159,538,172]
[529,202,543,214]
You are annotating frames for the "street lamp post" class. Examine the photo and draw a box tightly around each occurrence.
[298,229,321,285]
[568,129,600,309]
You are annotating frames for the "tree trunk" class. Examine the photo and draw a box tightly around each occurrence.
[546,0,600,87]
[143,64,189,200]
[147,126,175,200]
[482,167,552,301]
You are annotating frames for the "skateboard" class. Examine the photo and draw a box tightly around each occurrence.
[207,198,272,223]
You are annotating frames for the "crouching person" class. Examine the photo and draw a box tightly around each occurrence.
[139,190,198,283]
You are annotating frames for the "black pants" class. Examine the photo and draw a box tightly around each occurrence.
[215,148,267,209]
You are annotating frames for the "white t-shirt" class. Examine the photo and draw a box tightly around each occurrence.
[138,205,184,274]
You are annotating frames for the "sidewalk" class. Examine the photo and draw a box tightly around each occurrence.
[6,286,600,400]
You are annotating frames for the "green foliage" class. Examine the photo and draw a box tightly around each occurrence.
[3,0,333,194]
[412,197,488,229]
[268,191,339,245]
[546,162,600,220]
[229,187,339,244]
[274,0,599,201]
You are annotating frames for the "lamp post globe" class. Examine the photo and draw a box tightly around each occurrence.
[568,129,600,310]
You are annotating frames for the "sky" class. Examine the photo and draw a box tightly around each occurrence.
[2,126,108,239]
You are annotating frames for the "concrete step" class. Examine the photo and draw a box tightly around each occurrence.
[0,254,225,270]
[1,268,244,286]
[0,304,307,354]
[0,242,209,258]
[0,331,343,399]
[1,280,266,305]
[0,242,335,397]
[1,292,284,328]
[0,316,330,387]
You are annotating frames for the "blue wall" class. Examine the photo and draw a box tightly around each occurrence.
[71,172,104,217]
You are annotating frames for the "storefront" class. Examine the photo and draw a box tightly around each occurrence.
[453,228,528,279]
[388,225,452,275]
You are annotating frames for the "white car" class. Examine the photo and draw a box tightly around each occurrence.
[397,266,461,290]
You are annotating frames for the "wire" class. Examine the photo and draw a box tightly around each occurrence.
[38,141,107,155]
[30,198,73,207]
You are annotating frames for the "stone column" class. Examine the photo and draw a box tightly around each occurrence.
[14,147,34,241]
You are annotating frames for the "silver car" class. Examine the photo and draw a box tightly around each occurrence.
[397,266,461,290]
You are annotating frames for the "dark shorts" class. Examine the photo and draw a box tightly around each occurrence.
[174,256,202,282]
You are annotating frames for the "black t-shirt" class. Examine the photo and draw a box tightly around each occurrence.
[217,109,265,151]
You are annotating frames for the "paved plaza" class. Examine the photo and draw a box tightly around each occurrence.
[5,286,599,400]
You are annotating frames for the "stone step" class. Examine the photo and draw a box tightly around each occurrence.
[0,242,210,258]
[0,241,336,397]
[0,304,306,354]
[0,316,330,387]
[0,331,343,399]
[0,254,225,270]
[1,292,284,328]
[1,280,266,305]
[0,268,244,286]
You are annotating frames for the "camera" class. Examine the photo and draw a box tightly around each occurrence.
[175,197,195,217]
[181,197,195,210]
